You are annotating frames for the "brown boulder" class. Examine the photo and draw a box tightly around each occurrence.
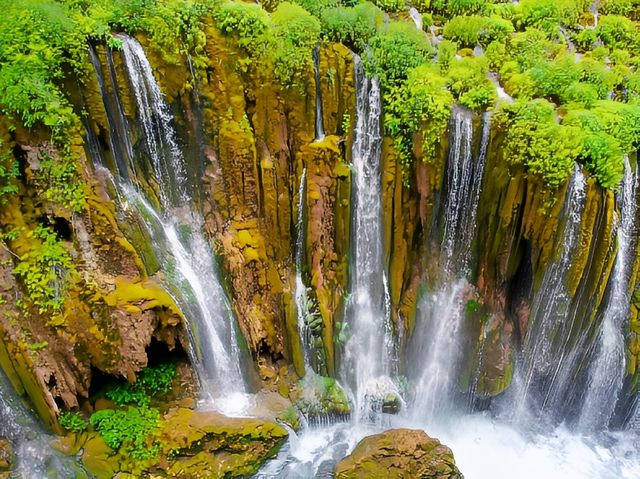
[335,428,463,479]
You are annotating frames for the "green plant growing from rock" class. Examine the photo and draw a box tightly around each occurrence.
[59,411,88,433]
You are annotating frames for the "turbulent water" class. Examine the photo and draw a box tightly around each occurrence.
[257,102,640,478]
[88,37,247,407]
[578,157,638,430]
[0,371,85,478]
[340,56,396,421]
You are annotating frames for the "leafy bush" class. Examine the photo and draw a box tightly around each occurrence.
[267,2,321,86]
[59,411,88,433]
[599,0,634,15]
[321,2,384,50]
[365,21,433,87]
[447,56,497,110]
[295,0,342,17]
[0,141,18,204]
[106,363,177,406]
[213,1,270,50]
[579,132,623,188]
[14,225,75,312]
[431,0,489,16]
[496,99,582,189]
[596,15,637,50]
[372,0,405,12]
[443,15,514,47]
[90,406,161,460]
[385,64,453,173]
[516,0,580,33]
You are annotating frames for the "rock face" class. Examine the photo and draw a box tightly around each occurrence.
[80,407,288,479]
[0,438,14,479]
[335,429,463,479]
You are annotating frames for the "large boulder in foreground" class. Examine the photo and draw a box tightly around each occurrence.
[335,428,463,479]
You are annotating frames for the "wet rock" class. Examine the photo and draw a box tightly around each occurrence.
[294,373,351,420]
[0,438,14,477]
[381,393,402,414]
[335,428,463,479]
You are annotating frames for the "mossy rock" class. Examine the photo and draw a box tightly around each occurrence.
[335,429,463,479]
[0,439,14,476]
[295,373,351,418]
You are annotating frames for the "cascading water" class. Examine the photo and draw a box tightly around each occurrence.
[410,108,489,420]
[0,371,84,478]
[88,37,246,406]
[340,56,395,421]
[507,166,587,424]
[312,47,325,142]
[578,157,638,431]
[294,168,315,372]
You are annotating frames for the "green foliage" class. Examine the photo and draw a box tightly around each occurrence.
[465,298,481,314]
[321,2,384,50]
[596,15,637,50]
[214,1,270,50]
[579,132,623,188]
[516,0,580,33]
[447,56,497,110]
[496,99,582,189]
[59,411,89,433]
[0,141,18,204]
[372,0,405,12]
[431,0,489,16]
[267,2,321,86]
[14,225,75,312]
[295,0,341,17]
[106,362,177,406]
[90,406,161,460]
[599,0,635,15]
[365,21,433,87]
[443,15,514,47]
[385,64,453,173]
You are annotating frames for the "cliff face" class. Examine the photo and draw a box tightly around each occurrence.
[0,23,636,428]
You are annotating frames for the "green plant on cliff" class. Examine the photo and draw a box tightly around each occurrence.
[495,99,582,190]
[90,406,161,460]
[14,225,75,313]
[0,141,18,204]
[364,21,433,87]
[106,362,177,406]
[59,411,89,433]
[321,2,384,51]
[214,0,270,50]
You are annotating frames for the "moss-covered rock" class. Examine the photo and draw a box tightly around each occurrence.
[334,428,463,479]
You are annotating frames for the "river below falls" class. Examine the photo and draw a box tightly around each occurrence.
[255,412,640,479]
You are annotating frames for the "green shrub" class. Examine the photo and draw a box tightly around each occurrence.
[599,0,634,15]
[372,0,405,12]
[106,363,177,406]
[59,411,88,433]
[443,15,514,47]
[496,99,582,189]
[431,0,489,16]
[267,2,321,86]
[579,132,623,188]
[447,56,497,110]
[365,21,433,87]
[385,63,453,173]
[14,225,75,312]
[517,0,580,33]
[295,0,342,16]
[90,406,161,460]
[596,15,637,50]
[574,28,598,52]
[213,1,270,49]
[0,141,18,204]
[321,2,384,50]
[562,82,599,107]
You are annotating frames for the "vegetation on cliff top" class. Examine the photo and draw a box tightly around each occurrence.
[2,0,640,195]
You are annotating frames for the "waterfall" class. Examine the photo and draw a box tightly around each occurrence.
[313,47,325,142]
[411,108,490,420]
[507,166,587,424]
[294,168,315,373]
[578,157,638,431]
[88,36,246,402]
[0,371,83,478]
[341,56,395,420]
